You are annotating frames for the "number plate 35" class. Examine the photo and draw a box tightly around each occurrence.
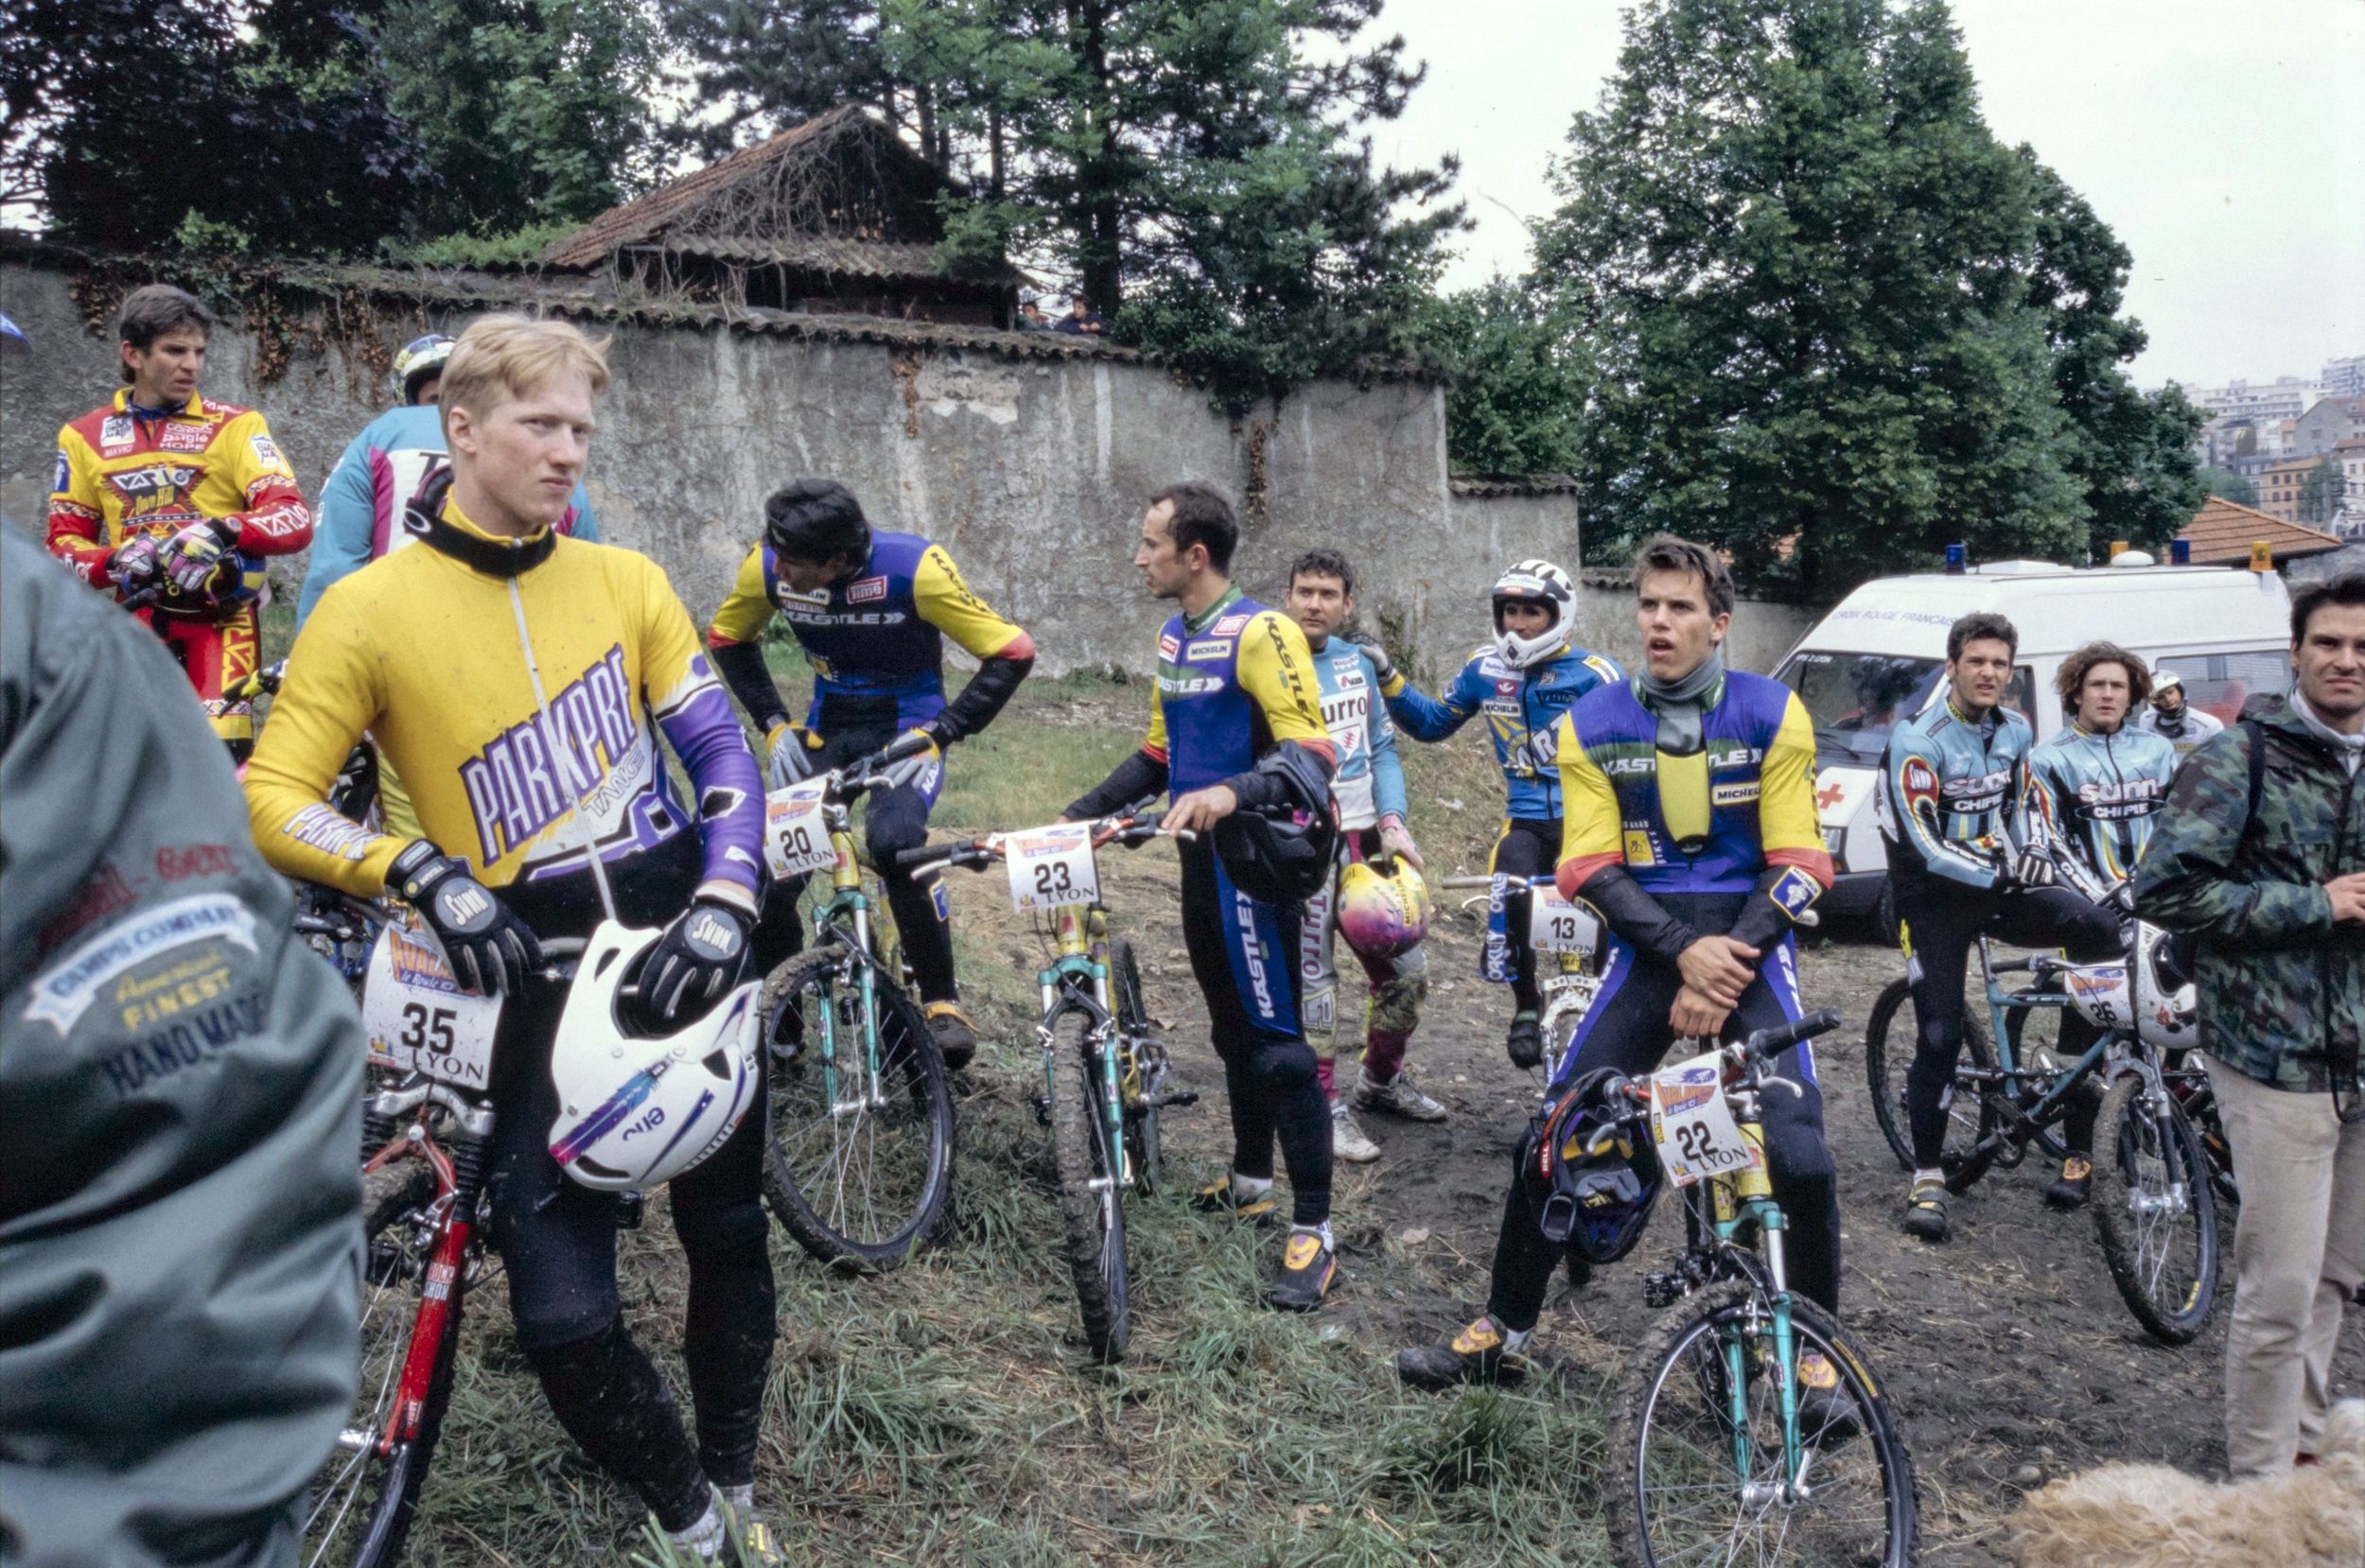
[1646,1050,1760,1188]
[1004,823,1099,911]
[363,908,502,1089]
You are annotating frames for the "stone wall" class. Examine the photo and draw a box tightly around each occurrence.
[0,259,1578,678]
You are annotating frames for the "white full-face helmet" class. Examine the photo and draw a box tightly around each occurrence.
[547,920,762,1192]
[1492,560,1578,671]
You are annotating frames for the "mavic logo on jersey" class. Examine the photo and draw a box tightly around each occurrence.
[460,645,639,867]
[99,416,135,453]
[1185,638,1233,662]
[846,576,887,603]
[1214,613,1251,636]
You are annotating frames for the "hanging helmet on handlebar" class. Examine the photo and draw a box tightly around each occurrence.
[547,920,762,1191]
[1533,1067,1662,1262]
[1337,856,1431,959]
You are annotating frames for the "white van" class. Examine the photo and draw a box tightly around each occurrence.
[1770,557,2294,924]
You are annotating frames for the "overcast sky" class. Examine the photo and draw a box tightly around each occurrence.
[1361,0,2365,392]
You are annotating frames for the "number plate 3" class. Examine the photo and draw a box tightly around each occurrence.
[1004,823,1099,911]
[363,908,503,1088]
[1646,1050,1760,1188]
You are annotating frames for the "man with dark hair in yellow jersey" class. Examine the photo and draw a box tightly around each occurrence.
[1399,534,1844,1398]
[243,318,780,1561]
[705,478,1035,1068]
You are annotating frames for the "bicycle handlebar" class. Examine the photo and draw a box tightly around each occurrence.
[1743,1007,1843,1064]
[890,808,1178,875]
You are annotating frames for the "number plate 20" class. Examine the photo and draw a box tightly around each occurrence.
[1004,824,1099,911]
[763,780,833,880]
[363,909,503,1089]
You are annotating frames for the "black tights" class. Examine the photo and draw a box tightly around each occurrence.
[1490,817,1561,1014]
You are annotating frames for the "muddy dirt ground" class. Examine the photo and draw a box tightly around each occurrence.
[950,846,2365,1567]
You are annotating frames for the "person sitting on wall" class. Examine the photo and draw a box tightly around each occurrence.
[1053,297,1105,336]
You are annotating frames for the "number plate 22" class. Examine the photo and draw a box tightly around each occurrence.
[363,908,502,1089]
[1005,824,1098,911]
[1646,1050,1760,1188]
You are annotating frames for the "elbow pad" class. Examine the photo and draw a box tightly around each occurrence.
[1578,866,1696,967]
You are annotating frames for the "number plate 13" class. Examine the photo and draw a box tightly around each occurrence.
[1004,823,1099,911]
[362,908,503,1089]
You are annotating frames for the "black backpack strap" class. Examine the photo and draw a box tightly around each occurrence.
[2236,719,2267,855]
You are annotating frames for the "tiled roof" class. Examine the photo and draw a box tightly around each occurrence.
[544,107,942,270]
[2176,497,2345,565]
[651,234,1020,286]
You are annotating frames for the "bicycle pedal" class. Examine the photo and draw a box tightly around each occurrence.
[1147,1089,1200,1108]
[616,1192,647,1230]
[1643,1271,1684,1310]
[1029,1092,1051,1126]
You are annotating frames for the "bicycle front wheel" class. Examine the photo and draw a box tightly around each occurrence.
[1607,1280,1918,1568]
[762,946,955,1271]
[1048,1006,1130,1362]
[1863,976,1999,1176]
[2093,1072,2219,1345]
[300,1169,461,1568]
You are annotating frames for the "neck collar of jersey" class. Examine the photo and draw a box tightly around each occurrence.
[116,388,201,420]
[2069,716,2125,740]
[1945,693,2001,735]
[1182,583,1242,636]
[406,468,557,577]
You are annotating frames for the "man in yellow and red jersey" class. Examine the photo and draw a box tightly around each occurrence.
[705,479,1035,1067]
[46,286,312,757]
[1400,534,1844,1392]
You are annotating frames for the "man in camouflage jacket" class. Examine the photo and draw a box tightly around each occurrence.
[2132,571,2365,1480]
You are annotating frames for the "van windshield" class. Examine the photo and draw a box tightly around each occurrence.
[1773,651,1945,764]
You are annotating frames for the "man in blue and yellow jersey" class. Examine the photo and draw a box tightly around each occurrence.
[2020,640,2176,1210]
[1400,535,1843,1391]
[1378,561,1622,1070]
[705,479,1035,1069]
[244,318,780,1561]
[1065,482,1340,1312]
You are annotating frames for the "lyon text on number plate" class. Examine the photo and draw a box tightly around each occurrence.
[363,909,503,1089]
[1005,823,1099,911]
[1529,886,1602,955]
[1647,1050,1761,1187]
[763,780,833,879]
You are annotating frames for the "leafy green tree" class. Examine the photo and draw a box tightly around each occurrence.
[2298,456,2344,527]
[6,0,424,253]
[372,0,670,234]
[1402,282,1589,476]
[668,0,1463,410]
[2204,468,2260,507]
[1534,0,2187,597]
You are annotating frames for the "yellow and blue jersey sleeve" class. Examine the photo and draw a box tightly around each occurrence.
[244,587,406,897]
[912,545,1031,661]
[705,543,775,647]
[1142,679,1169,764]
[1237,610,1334,757]
[1759,692,1831,883]
[1554,710,1627,895]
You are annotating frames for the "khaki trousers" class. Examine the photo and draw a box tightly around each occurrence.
[2205,1054,2365,1478]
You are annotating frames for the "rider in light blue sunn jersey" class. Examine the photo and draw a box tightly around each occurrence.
[1378,560,1621,1070]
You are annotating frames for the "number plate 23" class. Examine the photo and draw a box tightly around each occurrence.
[1646,1051,1761,1188]
[363,909,503,1089]
[1004,824,1099,911]
[763,780,833,879]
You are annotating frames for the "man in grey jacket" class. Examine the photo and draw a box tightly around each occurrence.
[2134,570,2365,1480]
[2,528,363,1565]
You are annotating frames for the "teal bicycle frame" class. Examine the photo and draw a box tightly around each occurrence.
[1038,903,1131,1190]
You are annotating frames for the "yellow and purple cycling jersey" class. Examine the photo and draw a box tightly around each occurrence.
[245,490,763,905]
[705,531,1033,738]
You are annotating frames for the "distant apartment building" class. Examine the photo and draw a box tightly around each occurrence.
[2335,438,2365,538]
[2259,454,2326,523]
[2190,375,2325,424]
[2324,356,2365,400]
[2289,394,2365,459]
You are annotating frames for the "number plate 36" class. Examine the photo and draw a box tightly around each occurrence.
[1004,823,1099,911]
[363,908,503,1088]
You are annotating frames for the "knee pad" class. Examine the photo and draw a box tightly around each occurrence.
[1252,1037,1320,1093]
[512,1287,625,1357]
[1300,983,1339,1059]
[1368,973,1428,1037]
[672,1198,770,1262]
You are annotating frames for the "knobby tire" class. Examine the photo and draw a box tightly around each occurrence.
[1048,1006,1130,1363]
[761,946,955,1272]
[1863,976,2000,1176]
[1110,936,1164,1197]
[2093,1072,2219,1345]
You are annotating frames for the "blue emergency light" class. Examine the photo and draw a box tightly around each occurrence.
[1944,543,1967,575]
[2169,538,2191,566]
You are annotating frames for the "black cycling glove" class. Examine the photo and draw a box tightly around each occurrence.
[388,840,542,995]
[639,896,755,1025]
